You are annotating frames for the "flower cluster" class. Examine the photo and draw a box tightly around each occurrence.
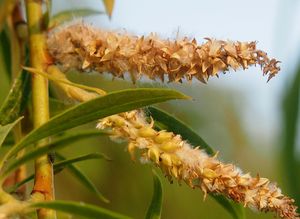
[47,24,280,83]
[97,110,299,219]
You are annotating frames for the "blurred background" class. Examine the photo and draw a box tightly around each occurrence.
[1,0,300,218]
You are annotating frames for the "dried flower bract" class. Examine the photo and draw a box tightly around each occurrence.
[97,110,298,219]
[47,23,280,83]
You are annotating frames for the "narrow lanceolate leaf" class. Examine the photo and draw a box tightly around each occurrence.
[102,0,114,17]
[0,71,30,125]
[8,88,187,157]
[54,152,110,173]
[147,107,214,155]
[281,64,300,206]
[56,153,109,203]
[31,201,132,219]
[9,151,109,203]
[146,107,245,219]
[0,30,11,81]
[0,117,22,147]
[145,171,163,219]
[49,9,104,28]
[2,130,106,178]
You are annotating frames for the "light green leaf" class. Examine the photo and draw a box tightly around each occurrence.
[0,71,31,125]
[7,88,187,158]
[145,171,163,219]
[0,117,22,147]
[49,9,104,27]
[2,130,106,178]
[31,200,132,219]
[56,153,109,203]
[102,0,115,18]
[146,107,245,219]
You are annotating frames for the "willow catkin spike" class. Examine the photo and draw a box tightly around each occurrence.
[47,23,280,83]
[96,110,299,219]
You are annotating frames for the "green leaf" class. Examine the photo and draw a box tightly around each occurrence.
[0,117,22,147]
[281,63,300,206]
[8,151,110,204]
[54,152,110,173]
[145,171,163,219]
[49,98,72,116]
[146,107,245,219]
[31,200,132,219]
[102,0,115,18]
[8,88,187,158]
[210,195,245,219]
[0,71,31,125]
[146,107,214,155]
[7,174,33,193]
[49,9,104,28]
[2,130,106,178]
[56,153,109,203]
[0,29,11,81]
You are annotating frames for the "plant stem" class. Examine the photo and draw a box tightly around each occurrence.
[25,0,56,218]
[9,1,27,200]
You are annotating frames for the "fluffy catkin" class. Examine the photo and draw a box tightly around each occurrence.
[47,23,280,83]
[97,110,299,219]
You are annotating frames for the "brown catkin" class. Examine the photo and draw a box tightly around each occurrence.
[47,23,280,83]
[97,110,299,219]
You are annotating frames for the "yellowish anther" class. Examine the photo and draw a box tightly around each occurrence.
[159,141,178,152]
[202,168,218,179]
[111,116,125,127]
[128,142,136,160]
[154,131,173,144]
[148,147,160,163]
[138,126,157,137]
[170,154,182,166]
[171,166,178,178]
[160,153,173,166]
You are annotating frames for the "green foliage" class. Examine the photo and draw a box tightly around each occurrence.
[56,153,110,203]
[7,88,187,158]
[281,64,300,206]
[2,130,106,178]
[147,107,214,155]
[0,71,31,125]
[31,200,132,219]
[0,30,11,80]
[145,171,163,219]
[49,9,104,28]
[147,107,245,219]
[0,117,22,147]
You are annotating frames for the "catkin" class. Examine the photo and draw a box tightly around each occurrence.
[47,23,280,83]
[97,110,299,219]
